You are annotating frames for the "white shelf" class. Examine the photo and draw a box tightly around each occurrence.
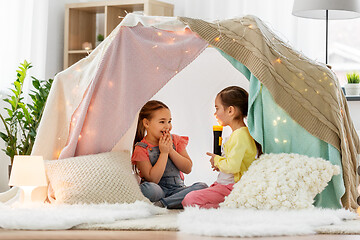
[68,50,93,54]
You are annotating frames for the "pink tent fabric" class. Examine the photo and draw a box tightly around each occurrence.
[59,24,208,159]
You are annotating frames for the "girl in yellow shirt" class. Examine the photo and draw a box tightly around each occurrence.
[182,86,262,208]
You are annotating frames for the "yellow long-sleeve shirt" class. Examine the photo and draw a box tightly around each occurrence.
[214,127,257,183]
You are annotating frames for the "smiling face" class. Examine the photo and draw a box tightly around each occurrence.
[143,108,172,141]
[214,95,231,126]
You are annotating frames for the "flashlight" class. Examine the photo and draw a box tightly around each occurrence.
[213,125,223,155]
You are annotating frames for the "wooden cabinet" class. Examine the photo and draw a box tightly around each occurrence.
[64,0,174,69]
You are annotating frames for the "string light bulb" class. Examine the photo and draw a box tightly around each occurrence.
[273,120,278,126]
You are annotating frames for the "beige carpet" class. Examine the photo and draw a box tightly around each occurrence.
[316,218,360,234]
[75,210,360,236]
[75,210,179,231]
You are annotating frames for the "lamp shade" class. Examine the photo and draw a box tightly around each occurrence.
[8,155,47,187]
[292,0,360,20]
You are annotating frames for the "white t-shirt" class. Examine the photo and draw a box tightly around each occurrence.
[215,136,235,185]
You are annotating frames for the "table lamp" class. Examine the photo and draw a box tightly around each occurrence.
[8,155,47,203]
[292,0,360,64]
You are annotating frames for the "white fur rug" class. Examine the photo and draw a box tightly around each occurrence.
[78,207,360,237]
[177,207,358,237]
[1,201,359,237]
[0,201,166,230]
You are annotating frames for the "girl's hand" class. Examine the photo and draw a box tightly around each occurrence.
[164,130,174,152]
[159,132,172,154]
[206,152,219,171]
[163,130,172,142]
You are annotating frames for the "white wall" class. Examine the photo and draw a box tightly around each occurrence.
[45,0,65,80]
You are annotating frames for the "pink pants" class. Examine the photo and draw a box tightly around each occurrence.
[182,182,234,209]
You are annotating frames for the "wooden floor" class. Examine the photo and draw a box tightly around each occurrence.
[0,230,359,240]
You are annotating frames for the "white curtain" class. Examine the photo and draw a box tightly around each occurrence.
[0,0,50,192]
[0,0,49,94]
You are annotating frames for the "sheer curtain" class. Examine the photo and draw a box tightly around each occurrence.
[0,0,49,94]
[0,0,50,192]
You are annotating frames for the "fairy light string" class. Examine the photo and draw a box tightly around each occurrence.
[62,13,200,157]
[193,15,347,149]
[69,15,348,153]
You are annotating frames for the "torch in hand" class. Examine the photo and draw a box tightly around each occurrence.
[213,125,223,155]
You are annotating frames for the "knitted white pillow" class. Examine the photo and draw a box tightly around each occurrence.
[45,151,149,204]
[220,153,340,210]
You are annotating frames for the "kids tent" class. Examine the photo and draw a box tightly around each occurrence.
[32,14,359,210]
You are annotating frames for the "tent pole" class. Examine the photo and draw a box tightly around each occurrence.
[326,9,328,65]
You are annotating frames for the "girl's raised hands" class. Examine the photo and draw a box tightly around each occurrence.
[165,130,173,147]
[159,131,172,154]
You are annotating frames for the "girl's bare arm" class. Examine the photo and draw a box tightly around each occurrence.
[169,148,193,174]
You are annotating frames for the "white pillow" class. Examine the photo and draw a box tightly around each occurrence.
[220,153,340,210]
[45,151,149,204]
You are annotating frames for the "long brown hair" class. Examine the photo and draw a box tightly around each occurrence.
[217,86,263,156]
[133,100,169,151]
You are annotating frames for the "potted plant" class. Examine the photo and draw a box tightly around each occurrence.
[344,72,360,96]
[96,33,104,47]
[0,60,53,178]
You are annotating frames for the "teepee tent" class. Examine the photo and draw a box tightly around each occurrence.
[32,14,359,210]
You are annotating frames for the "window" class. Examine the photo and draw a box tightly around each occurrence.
[329,18,360,86]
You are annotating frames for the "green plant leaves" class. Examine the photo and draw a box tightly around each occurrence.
[32,79,40,90]
[0,60,53,165]
[346,72,360,84]
[97,33,104,42]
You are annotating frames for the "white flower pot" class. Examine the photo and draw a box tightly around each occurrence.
[344,83,360,96]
